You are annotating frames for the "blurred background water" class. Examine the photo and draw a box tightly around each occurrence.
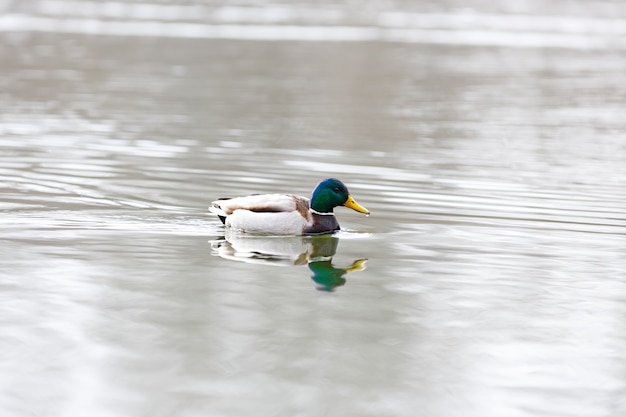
[1,1,626,416]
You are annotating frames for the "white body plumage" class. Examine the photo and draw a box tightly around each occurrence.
[209,194,313,235]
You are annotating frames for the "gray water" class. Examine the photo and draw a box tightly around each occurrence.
[2,1,626,417]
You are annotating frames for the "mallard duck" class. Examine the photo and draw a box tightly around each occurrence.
[209,178,369,235]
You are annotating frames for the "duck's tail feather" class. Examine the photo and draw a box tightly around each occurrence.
[209,201,228,224]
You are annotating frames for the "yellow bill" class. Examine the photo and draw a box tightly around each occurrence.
[343,195,370,215]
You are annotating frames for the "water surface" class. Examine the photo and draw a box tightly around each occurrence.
[1,1,626,417]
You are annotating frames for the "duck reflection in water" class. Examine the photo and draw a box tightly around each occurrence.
[210,232,366,291]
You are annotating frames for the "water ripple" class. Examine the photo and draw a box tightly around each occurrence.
[2,6,626,49]
[283,157,626,236]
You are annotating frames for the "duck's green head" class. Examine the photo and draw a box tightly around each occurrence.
[310,178,370,215]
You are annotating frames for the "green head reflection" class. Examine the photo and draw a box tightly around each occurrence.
[304,235,367,291]
[308,257,367,292]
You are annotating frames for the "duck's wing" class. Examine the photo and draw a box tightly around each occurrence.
[210,194,310,216]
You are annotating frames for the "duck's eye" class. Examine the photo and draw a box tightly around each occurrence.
[332,187,340,192]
